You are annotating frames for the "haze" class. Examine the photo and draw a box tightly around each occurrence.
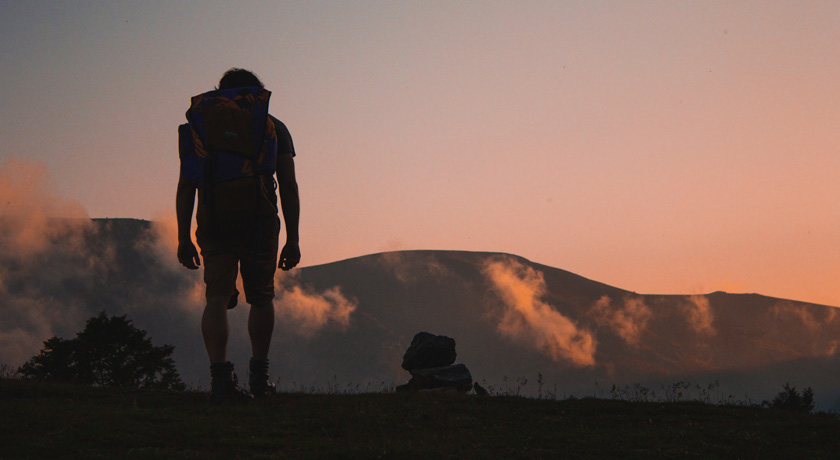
[1,1,838,307]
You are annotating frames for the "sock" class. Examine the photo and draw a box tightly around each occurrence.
[249,358,269,382]
[210,361,235,383]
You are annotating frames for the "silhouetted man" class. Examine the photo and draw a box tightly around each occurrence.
[176,68,300,402]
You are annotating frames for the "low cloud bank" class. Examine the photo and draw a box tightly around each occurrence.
[0,159,355,382]
[482,258,596,367]
[0,159,98,367]
[275,272,357,336]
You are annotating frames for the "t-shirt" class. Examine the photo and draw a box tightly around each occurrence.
[270,115,296,158]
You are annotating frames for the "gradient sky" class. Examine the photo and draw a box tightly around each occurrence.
[1,1,838,306]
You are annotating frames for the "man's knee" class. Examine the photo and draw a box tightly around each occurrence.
[205,296,230,312]
[249,298,275,310]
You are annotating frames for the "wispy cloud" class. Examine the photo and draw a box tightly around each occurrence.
[140,212,205,312]
[0,160,207,369]
[378,251,453,283]
[0,159,98,366]
[590,295,652,345]
[772,301,836,331]
[683,295,716,335]
[482,257,596,367]
[275,272,357,336]
[0,158,89,254]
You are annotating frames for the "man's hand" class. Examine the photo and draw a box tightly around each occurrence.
[279,243,301,271]
[178,241,201,270]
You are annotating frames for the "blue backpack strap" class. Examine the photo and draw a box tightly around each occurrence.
[178,123,201,183]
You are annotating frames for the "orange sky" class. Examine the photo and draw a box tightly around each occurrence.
[1,1,838,306]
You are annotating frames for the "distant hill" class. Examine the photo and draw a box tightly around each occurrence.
[2,218,839,410]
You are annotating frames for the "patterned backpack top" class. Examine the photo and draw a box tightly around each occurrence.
[179,86,278,188]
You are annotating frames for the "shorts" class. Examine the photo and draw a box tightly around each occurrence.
[196,214,280,306]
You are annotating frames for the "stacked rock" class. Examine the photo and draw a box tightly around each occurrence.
[396,332,474,393]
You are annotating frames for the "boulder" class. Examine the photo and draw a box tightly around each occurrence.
[396,363,473,393]
[401,332,457,371]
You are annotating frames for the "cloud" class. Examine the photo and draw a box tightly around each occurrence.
[0,160,203,373]
[275,272,357,336]
[0,159,89,255]
[138,211,206,313]
[683,295,716,335]
[141,211,361,337]
[0,159,98,367]
[828,340,839,356]
[767,302,840,357]
[772,302,832,331]
[590,295,652,345]
[378,251,453,283]
[0,159,348,386]
[482,257,596,367]
[144,211,188,272]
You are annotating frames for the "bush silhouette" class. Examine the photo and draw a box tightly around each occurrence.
[18,312,185,390]
[763,383,815,413]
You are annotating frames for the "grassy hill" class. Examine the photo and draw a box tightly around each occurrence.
[2,378,838,459]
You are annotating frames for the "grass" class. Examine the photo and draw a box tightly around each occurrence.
[2,378,839,460]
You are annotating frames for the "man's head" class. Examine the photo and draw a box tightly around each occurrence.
[218,68,264,90]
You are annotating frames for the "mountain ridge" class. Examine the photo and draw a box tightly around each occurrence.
[3,218,838,409]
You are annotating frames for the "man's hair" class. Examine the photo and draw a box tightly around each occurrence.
[218,68,265,90]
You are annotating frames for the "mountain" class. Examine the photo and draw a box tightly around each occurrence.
[2,218,839,410]
[288,250,840,408]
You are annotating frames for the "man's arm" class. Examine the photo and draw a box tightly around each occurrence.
[276,152,301,270]
[176,176,201,269]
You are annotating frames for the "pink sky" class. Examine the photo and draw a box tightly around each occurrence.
[1,1,838,306]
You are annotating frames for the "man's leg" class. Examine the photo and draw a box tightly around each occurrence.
[204,294,253,403]
[248,299,275,396]
[202,296,230,363]
[248,300,275,360]
[241,214,280,396]
[198,237,238,364]
[198,239,252,402]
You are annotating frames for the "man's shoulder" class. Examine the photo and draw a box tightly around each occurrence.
[269,115,295,157]
[268,115,289,135]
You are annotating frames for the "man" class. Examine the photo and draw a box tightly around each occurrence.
[176,68,300,402]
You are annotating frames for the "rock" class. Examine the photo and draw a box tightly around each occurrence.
[396,363,473,393]
[395,382,414,393]
[401,332,457,371]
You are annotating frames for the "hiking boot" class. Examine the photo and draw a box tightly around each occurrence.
[210,373,254,404]
[249,358,276,398]
[250,378,277,398]
[210,362,253,404]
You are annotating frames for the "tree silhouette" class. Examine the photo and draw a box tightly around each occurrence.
[19,312,185,390]
[763,383,815,413]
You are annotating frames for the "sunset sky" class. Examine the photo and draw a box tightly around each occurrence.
[1,1,838,307]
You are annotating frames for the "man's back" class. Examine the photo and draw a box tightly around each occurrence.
[176,68,300,403]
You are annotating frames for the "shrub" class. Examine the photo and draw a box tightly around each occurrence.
[763,383,815,413]
[18,312,185,390]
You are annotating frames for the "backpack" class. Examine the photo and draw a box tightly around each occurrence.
[179,86,277,187]
[178,87,279,238]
